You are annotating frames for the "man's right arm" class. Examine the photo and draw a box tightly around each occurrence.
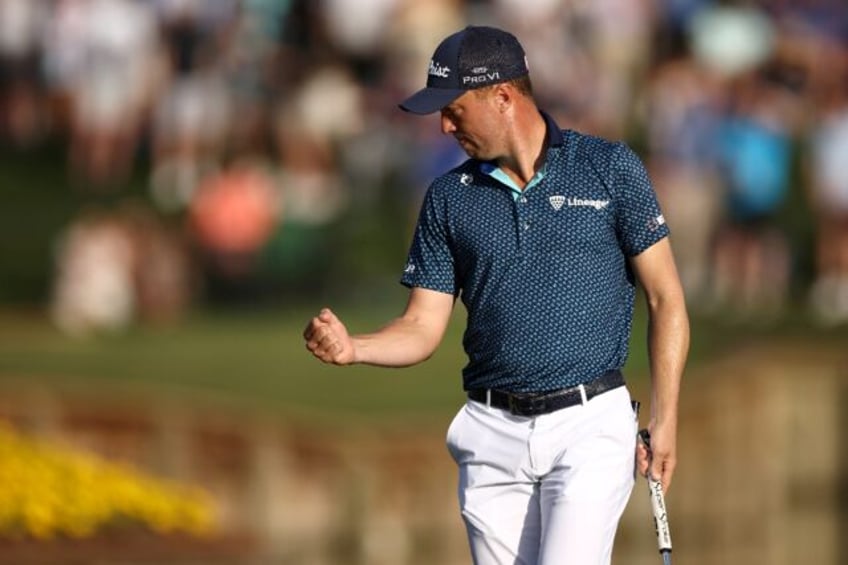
[630,237,689,493]
[303,287,455,367]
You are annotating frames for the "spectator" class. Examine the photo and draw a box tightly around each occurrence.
[709,70,798,319]
[123,202,195,326]
[643,45,723,306]
[188,156,280,300]
[807,80,848,325]
[58,0,161,187]
[149,57,232,212]
[51,207,137,336]
[0,0,49,146]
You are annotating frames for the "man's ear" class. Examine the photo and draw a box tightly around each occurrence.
[493,83,514,113]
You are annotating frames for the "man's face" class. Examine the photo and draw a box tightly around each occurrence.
[439,88,504,161]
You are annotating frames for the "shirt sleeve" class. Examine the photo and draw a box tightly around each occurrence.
[612,142,669,256]
[400,181,459,295]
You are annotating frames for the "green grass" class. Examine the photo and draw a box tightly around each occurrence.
[0,298,468,425]
[1,291,846,428]
[0,297,645,424]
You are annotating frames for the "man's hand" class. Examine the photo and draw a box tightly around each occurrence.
[303,308,355,365]
[636,421,677,493]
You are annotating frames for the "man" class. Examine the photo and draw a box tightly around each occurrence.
[304,25,689,565]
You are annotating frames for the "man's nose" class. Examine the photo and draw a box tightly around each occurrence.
[440,113,456,135]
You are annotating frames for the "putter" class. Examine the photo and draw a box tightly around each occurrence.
[638,428,673,565]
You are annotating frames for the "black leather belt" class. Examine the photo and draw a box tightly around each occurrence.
[467,370,625,416]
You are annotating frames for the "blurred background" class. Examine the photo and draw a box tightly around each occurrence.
[0,0,846,563]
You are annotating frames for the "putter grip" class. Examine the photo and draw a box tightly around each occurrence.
[639,429,672,554]
[648,475,672,553]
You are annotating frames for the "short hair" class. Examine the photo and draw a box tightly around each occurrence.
[508,76,533,97]
[473,76,534,99]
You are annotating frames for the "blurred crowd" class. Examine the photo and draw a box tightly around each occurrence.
[0,0,847,335]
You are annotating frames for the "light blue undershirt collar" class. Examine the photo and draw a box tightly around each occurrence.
[480,161,547,201]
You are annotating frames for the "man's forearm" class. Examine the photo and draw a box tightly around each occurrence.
[352,315,447,367]
[647,296,689,423]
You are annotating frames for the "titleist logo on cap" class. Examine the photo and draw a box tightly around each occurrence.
[428,60,451,78]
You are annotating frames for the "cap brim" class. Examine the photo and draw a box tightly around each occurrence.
[399,87,466,115]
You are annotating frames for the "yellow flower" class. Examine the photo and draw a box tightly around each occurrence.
[0,422,217,539]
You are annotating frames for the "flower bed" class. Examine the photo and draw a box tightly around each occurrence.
[0,422,215,540]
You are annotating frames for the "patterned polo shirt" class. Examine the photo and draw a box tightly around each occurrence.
[401,112,669,392]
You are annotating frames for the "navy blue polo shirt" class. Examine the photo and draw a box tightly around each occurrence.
[401,112,669,393]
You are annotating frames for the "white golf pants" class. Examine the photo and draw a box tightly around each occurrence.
[446,386,637,565]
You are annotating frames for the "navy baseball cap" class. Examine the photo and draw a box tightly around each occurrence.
[399,26,530,115]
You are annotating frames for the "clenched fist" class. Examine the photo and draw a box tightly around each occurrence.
[303,308,355,365]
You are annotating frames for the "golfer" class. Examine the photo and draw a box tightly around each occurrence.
[304,25,689,565]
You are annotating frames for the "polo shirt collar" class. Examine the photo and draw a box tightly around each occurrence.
[540,110,564,147]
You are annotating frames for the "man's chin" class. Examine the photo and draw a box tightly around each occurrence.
[460,145,488,160]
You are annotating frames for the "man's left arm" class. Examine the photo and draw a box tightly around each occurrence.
[630,237,690,493]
